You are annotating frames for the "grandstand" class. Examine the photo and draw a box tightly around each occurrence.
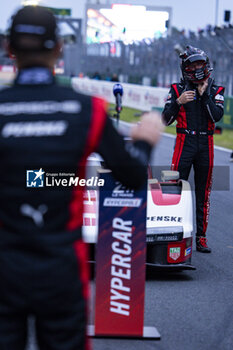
[82,25,233,96]
[0,4,232,96]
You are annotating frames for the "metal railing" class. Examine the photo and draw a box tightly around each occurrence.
[1,26,233,96]
[79,26,233,96]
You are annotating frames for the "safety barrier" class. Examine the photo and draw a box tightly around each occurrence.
[71,77,168,112]
[0,65,16,88]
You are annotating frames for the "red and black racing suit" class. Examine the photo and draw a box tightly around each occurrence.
[162,78,224,238]
[0,67,151,350]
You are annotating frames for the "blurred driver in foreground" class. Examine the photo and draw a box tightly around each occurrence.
[0,6,163,350]
[163,45,224,253]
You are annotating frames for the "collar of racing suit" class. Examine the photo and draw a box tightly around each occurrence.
[15,67,55,86]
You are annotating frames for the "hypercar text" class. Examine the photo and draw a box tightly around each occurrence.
[110,218,132,316]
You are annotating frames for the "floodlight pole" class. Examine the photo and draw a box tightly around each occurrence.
[215,0,219,26]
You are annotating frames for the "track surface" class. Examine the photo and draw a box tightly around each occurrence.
[23,132,232,350]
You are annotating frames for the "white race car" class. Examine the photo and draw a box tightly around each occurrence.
[82,155,195,271]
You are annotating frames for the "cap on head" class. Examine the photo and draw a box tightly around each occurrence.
[9,6,58,52]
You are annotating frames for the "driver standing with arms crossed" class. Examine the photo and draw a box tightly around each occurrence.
[0,6,163,350]
[163,46,224,253]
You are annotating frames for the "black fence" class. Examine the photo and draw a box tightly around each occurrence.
[1,25,233,96]
[79,26,233,96]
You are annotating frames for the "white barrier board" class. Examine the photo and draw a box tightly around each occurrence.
[72,78,169,111]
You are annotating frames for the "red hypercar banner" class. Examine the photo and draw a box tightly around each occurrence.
[94,171,147,336]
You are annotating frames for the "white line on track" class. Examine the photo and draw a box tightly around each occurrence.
[163,132,175,139]
[213,145,232,153]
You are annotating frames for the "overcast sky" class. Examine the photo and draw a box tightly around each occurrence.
[1,0,233,32]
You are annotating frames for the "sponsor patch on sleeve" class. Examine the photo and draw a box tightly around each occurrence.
[215,94,224,101]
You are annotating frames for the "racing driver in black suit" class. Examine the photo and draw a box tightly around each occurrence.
[0,6,163,350]
[163,45,224,253]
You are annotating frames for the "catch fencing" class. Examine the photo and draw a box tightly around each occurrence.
[78,26,233,98]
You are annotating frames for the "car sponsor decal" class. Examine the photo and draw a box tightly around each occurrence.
[169,247,181,261]
[185,247,192,256]
[147,216,182,222]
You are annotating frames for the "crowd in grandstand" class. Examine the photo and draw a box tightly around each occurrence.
[0,24,233,95]
[83,24,233,95]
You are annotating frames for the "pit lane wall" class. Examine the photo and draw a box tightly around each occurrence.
[71,77,233,129]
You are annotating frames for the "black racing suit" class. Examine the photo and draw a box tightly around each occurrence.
[0,67,152,350]
[162,78,224,238]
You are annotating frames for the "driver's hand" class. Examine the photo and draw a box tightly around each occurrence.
[177,90,195,104]
[130,112,164,146]
[197,79,208,96]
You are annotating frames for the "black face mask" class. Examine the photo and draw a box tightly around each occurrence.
[194,68,205,81]
[183,64,213,84]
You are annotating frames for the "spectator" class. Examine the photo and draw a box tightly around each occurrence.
[92,71,101,80]
[111,73,119,82]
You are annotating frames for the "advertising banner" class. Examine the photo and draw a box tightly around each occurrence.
[72,77,168,111]
[94,171,147,336]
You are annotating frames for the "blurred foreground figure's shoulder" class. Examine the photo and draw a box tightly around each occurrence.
[0,6,165,350]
